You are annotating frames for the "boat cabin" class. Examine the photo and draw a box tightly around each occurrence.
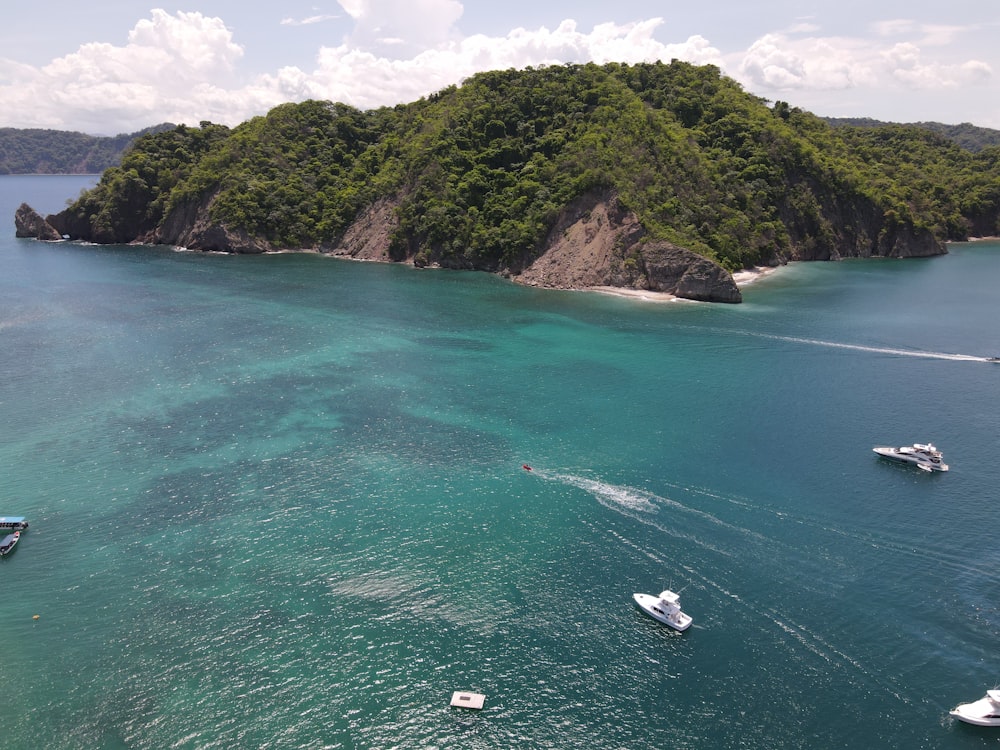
[658,591,681,606]
[0,517,28,531]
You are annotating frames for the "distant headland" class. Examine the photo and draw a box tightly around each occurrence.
[0,124,175,175]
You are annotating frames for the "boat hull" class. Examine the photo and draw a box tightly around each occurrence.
[950,711,1000,727]
[633,593,692,632]
[950,693,1000,726]
[0,531,20,556]
[872,446,948,472]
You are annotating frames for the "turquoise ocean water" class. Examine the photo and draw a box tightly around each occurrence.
[1,175,999,749]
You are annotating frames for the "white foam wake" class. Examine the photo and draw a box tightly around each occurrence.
[545,472,660,513]
[755,333,993,362]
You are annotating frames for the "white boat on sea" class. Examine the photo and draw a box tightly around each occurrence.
[872,442,949,472]
[950,689,1000,727]
[633,590,692,632]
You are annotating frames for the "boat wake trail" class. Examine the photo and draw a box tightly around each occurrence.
[752,333,992,362]
[524,469,773,558]
[543,473,660,513]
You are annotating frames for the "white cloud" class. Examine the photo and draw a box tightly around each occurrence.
[337,0,464,54]
[883,42,992,88]
[0,9,251,133]
[738,30,991,94]
[262,18,722,111]
[0,10,724,132]
[336,0,368,19]
[872,19,917,37]
[916,24,964,47]
[0,6,995,133]
[787,22,820,34]
[871,19,972,47]
[280,15,340,27]
[739,33,876,90]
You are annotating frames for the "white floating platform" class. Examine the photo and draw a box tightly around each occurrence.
[450,691,486,710]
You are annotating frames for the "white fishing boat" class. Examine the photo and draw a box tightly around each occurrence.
[872,442,948,472]
[950,689,1000,727]
[633,590,692,632]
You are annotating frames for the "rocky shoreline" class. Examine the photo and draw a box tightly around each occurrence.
[15,186,953,305]
[15,191,747,304]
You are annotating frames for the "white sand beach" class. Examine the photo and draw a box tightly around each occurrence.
[586,264,787,302]
[586,286,681,302]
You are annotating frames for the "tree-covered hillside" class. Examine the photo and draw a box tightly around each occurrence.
[46,62,1000,272]
[0,124,175,174]
[827,117,1000,154]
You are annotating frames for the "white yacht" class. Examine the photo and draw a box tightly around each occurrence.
[872,442,948,472]
[633,590,692,632]
[950,690,1000,726]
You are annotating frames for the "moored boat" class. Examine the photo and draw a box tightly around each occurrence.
[950,690,1000,727]
[0,516,28,531]
[633,590,692,631]
[872,443,948,472]
[0,531,20,556]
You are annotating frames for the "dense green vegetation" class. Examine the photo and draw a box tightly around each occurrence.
[0,124,174,174]
[827,117,1000,154]
[56,62,1000,270]
[64,122,232,242]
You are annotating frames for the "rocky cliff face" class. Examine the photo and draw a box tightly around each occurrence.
[14,203,62,241]
[149,193,271,253]
[327,198,399,262]
[777,177,947,261]
[513,191,741,302]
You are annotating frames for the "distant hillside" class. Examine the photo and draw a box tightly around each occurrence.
[0,124,175,174]
[825,117,1000,153]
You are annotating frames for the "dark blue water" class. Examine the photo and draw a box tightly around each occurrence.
[1,175,998,748]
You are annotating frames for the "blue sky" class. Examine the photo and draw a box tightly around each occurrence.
[1,1,997,134]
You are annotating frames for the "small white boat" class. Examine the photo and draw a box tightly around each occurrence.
[950,689,1000,726]
[633,590,692,632]
[872,442,949,472]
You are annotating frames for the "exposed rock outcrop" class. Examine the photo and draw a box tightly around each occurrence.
[777,178,947,261]
[328,198,399,261]
[513,192,742,303]
[641,242,743,303]
[14,203,62,241]
[873,223,945,258]
[153,194,273,253]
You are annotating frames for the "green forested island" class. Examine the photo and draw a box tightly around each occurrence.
[15,61,1000,302]
[0,124,175,174]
